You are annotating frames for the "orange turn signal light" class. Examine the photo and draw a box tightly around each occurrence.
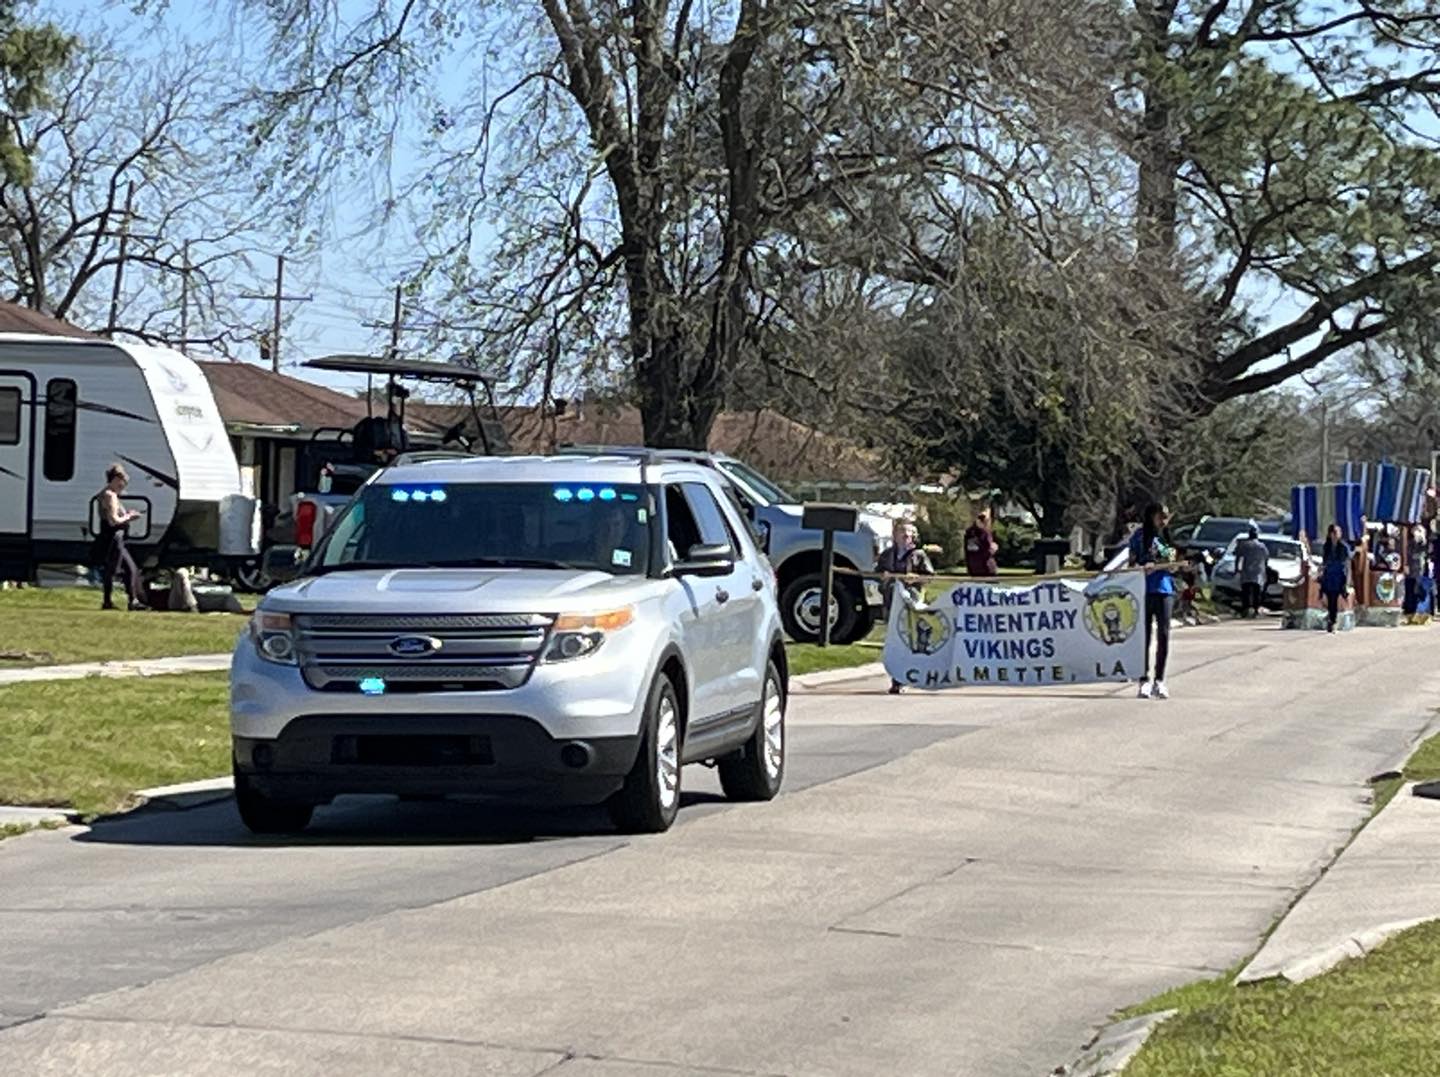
[553,607,634,632]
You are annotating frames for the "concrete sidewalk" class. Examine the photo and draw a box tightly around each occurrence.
[0,653,231,686]
[1240,784,1440,983]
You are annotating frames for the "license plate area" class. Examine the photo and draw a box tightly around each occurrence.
[331,734,494,767]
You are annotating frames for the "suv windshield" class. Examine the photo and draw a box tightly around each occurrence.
[314,481,651,575]
[716,459,794,506]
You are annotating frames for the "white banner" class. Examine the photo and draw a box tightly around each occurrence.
[882,573,1149,690]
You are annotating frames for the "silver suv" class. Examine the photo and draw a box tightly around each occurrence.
[231,454,788,834]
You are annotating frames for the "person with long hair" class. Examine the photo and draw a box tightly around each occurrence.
[1128,502,1176,699]
[1319,523,1351,633]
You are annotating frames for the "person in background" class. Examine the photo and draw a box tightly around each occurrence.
[1403,525,1428,616]
[93,464,147,611]
[964,508,1000,578]
[1320,523,1351,633]
[1128,502,1175,700]
[1234,526,1269,619]
[878,518,935,695]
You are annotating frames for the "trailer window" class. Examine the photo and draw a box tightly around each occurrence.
[0,387,19,445]
[43,379,76,481]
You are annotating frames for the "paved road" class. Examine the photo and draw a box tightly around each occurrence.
[2,621,1437,1076]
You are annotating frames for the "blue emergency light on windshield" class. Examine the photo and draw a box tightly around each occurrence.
[390,486,447,503]
[554,487,575,502]
[576,487,596,502]
[621,492,639,502]
[359,676,386,696]
[599,487,617,501]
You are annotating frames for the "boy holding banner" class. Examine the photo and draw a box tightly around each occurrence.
[1128,503,1176,700]
[878,519,935,694]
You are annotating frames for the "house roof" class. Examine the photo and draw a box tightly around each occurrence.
[198,361,380,434]
[0,300,101,339]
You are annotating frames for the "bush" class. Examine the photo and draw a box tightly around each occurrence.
[914,494,973,572]
[993,517,1038,568]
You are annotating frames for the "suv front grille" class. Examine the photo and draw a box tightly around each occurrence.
[293,613,553,693]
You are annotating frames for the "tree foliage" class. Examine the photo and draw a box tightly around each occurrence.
[0,24,299,351]
[0,1,72,185]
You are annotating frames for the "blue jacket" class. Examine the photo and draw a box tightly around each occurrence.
[1129,528,1175,596]
[1320,542,1350,596]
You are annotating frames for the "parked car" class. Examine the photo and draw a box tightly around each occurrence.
[1175,516,1260,570]
[234,452,789,835]
[558,447,892,644]
[1211,533,1310,609]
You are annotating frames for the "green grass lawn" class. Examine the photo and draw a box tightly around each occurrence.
[0,587,248,666]
[786,637,883,677]
[0,672,231,816]
[1121,731,1440,1075]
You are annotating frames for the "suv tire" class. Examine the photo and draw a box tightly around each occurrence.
[234,771,314,835]
[780,573,859,645]
[608,674,683,833]
[718,659,786,801]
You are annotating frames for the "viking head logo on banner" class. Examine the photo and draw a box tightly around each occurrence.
[900,606,952,656]
[1082,587,1140,646]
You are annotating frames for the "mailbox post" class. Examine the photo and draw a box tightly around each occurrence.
[800,503,861,648]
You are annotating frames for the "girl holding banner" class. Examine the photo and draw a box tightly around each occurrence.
[1128,503,1176,700]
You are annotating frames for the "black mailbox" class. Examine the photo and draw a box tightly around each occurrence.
[801,503,860,533]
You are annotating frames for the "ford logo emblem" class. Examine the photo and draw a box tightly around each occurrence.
[388,635,442,657]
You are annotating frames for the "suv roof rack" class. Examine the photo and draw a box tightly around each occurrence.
[556,444,716,462]
[391,450,479,466]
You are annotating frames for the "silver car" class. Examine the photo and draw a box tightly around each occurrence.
[1211,533,1309,609]
[231,454,788,835]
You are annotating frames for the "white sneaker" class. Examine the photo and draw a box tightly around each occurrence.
[1154,681,1170,700]
[1137,681,1154,699]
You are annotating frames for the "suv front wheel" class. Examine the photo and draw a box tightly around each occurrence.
[609,673,683,833]
[718,659,786,801]
[234,771,314,835]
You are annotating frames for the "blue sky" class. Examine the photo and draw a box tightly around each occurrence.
[45,0,441,394]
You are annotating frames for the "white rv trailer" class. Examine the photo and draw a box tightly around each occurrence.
[0,333,259,582]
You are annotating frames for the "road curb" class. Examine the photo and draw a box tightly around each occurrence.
[790,661,886,690]
[0,805,74,829]
[1369,714,1440,782]
[1053,1009,1177,1076]
[1244,917,1437,985]
[132,775,234,812]
[1238,782,1440,984]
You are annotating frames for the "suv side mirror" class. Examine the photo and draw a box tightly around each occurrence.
[261,544,306,584]
[673,542,735,578]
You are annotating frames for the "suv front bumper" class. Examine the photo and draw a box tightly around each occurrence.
[234,714,639,806]
[230,631,663,805]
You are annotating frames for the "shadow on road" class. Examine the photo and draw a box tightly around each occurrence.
[72,788,732,849]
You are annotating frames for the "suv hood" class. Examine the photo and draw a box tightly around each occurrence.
[265,568,647,615]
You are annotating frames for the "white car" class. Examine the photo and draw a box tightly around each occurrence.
[1211,533,1310,609]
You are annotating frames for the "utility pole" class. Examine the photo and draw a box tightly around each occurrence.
[179,240,191,355]
[241,254,312,372]
[389,284,402,359]
[106,182,136,337]
[1319,400,1330,486]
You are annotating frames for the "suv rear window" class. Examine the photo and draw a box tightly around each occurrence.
[315,481,651,574]
[1195,520,1251,545]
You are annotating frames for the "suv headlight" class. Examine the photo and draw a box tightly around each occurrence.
[545,607,634,662]
[250,611,298,665]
